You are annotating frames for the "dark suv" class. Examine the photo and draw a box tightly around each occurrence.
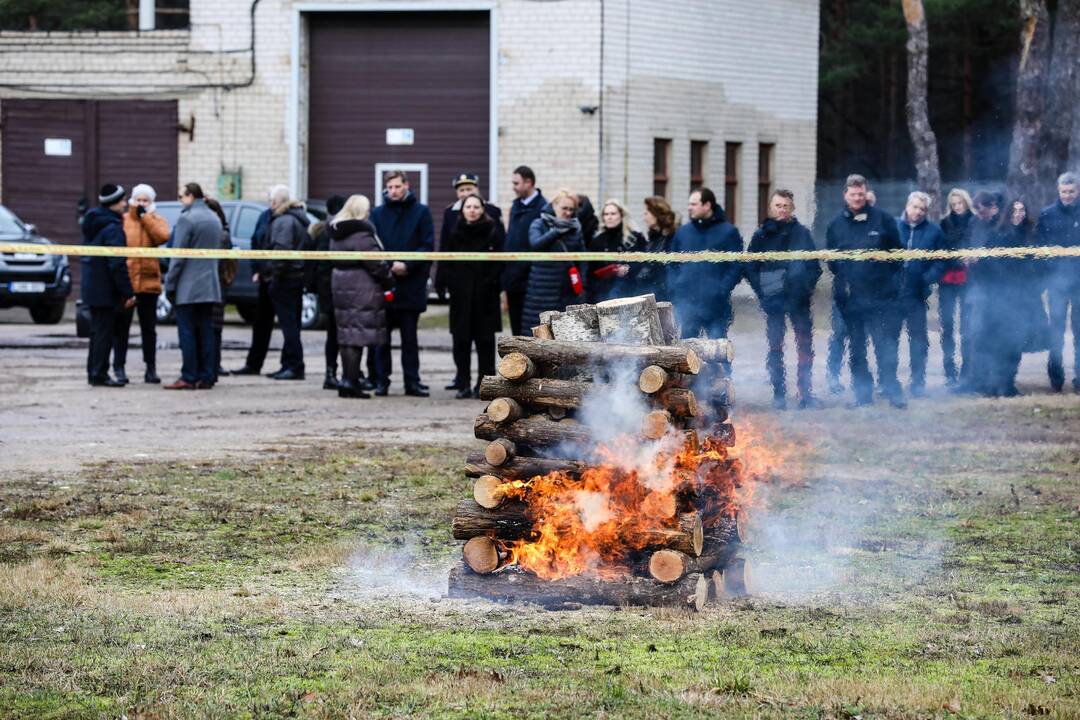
[154,201,324,329]
[0,204,71,323]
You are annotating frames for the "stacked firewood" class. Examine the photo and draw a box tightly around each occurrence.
[446,294,749,612]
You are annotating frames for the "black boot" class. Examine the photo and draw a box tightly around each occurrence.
[337,378,370,399]
[113,367,129,385]
[323,368,340,390]
[144,364,160,384]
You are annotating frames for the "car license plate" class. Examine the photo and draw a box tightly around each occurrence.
[9,281,46,293]
[13,253,41,261]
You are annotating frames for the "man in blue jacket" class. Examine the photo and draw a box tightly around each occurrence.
[826,174,905,408]
[1036,172,1080,393]
[370,169,434,397]
[81,184,135,387]
[667,187,743,340]
[502,166,545,337]
[895,191,946,397]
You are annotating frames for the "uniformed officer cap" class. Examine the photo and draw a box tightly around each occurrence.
[452,172,480,188]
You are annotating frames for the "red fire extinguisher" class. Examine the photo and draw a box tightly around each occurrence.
[568,265,584,296]
[384,289,395,302]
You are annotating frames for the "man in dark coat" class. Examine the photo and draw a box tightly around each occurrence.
[231,203,274,376]
[826,174,905,408]
[81,184,135,387]
[503,166,545,337]
[895,191,946,397]
[369,169,435,397]
[263,185,310,380]
[1036,172,1080,393]
[667,187,743,339]
[309,194,347,390]
[746,189,822,409]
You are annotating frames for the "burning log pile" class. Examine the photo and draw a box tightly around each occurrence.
[447,295,751,612]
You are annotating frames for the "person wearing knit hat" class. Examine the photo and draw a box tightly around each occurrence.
[81,183,135,387]
[114,182,170,384]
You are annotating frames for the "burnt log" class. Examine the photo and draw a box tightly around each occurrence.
[647,516,742,583]
[463,453,586,481]
[641,409,675,440]
[451,499,533,541]
[656,301,680,344]
[498,336,701,375]
[447,562,708,612]
[475,413,591,450]
[711,556,752,599]
[473,475,508,509]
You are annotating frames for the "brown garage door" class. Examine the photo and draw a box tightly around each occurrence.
[307,11,490,234]
[1,99,178,248]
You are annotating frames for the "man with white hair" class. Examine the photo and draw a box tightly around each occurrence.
[263,184,310,380]
[114,182,170,384]
[895,191,946,397]
[1037,171,1080,392]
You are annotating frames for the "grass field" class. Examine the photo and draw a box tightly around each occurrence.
[1,397,1078,719]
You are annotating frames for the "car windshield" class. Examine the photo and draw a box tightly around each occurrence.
[0,205,26,234]
[155,203,183,228]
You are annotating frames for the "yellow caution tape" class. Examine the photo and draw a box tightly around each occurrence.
[2,241,1079,263]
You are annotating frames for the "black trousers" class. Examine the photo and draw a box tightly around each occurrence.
[1048,283,1080,389]
[938,283,970,383]
[506,289,526,337]
[843,303,901,404]
[897,296,930,389]
[764,302,814,398]
[325,309,339,372]
[175,302,215,385]
[827,301,847,381]
[244,280,275,371]
[113,292,158,371]
[269,279,304,373]
[378,309,421,387]
[87,306,117,383]
[452,332,496,388]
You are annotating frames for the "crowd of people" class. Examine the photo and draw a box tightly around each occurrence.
[77,166,1080,410]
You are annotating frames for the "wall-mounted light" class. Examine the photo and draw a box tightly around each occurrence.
[579,105,599,116]
[177,114,196,142]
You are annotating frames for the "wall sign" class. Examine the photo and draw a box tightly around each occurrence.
[386,128,415,146]
[44,138,72,157]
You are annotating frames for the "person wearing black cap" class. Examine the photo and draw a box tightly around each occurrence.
[438,172,503,391]
[80,184,136,387]
[308,194,347,390]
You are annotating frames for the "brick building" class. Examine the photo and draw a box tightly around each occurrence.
[0,0,819,246]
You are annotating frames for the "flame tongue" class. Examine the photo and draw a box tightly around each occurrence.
[500,430,755,581]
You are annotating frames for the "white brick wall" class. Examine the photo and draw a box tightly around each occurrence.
[0,0,818,229]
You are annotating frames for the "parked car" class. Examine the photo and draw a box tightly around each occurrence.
[154,201,325,329]
[0,204,71,323]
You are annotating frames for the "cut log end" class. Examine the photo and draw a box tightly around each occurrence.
[648,549,690,583]
[473,475,507,509]
[641,409,674,440]
[463,536,502,575]
[638,365,669,394]
[531,324,554,340]
[484,438,516,466]
[488,397,524,424]
[497,352,536,381]
[718,557,752,598]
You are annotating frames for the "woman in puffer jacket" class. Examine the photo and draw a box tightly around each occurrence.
[328,195,393,399]
[520,189,586,331]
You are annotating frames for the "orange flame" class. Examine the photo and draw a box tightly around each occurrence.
[494,423,790,580]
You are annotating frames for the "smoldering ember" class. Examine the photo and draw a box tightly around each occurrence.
[1,1,1079,718]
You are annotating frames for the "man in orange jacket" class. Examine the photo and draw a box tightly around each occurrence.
[115,183,170,384]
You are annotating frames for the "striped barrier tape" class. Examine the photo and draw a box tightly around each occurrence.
[2,241,1080,263]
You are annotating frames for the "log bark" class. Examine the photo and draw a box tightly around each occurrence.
[1007,0,1053,205]
[447,562,708,611]
[479,375,590,409]
[679,338,733,365]
[463,536,507,574]
[464,453,586,480]
[548,305,601,342]
[487,398,524,424]
[547,406,568,420]
[654,388,700,418]
[483,438,516,466]
[475,413,591,450]
[595,294,664,345]
[641,511,703,556]
[473,475,508,509]
[497,352,538,381]
[656,301,680,344]
[499,336,701,375]
[902,0,942,211]
[451,499,533,540]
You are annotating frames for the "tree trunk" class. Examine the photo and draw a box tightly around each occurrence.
[464,453,587,481]
[902,0,942,212]
[498,336,702,375]
[1041,0,1080,207]
[1007,0,1052,205]
[447,562,709,611]
[451,499,533,541]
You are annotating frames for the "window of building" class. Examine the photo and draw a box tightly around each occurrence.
[724,142,741,223]
[757,143,775,222]
[0,1,189,31]
[690,141,708,191]
[653,139,672,199]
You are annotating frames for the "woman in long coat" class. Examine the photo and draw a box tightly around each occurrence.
[520,189,586,331]
[328,195,393,399]
[439,193,504,398]
[586,199,646,303]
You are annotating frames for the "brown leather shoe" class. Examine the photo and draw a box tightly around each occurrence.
[164,379,197,390]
